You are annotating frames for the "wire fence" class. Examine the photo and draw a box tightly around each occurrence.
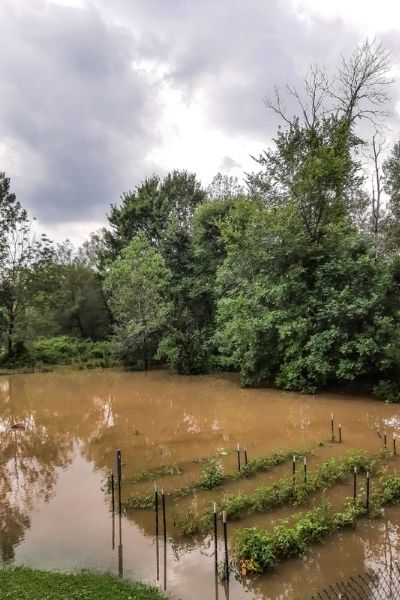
[310,563,400,599]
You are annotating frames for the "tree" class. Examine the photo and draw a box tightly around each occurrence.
[248,115,362,242]
[265,39,392,133]
[0,173,51,358]
[382,138,400,251]
[104,170,205,261]
[249,41,394,240]
[104,170,212,374]
[215,200,399,390]
[206,173,246,201]
[103,235,172,369]
[364,133,387,256]
[155,216,218,374]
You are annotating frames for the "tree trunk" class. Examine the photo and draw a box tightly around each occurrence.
[7,309,14,358]
[99,283,114,326]
[75,311,86,338]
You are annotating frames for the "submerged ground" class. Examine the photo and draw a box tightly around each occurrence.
[1,368,400,599]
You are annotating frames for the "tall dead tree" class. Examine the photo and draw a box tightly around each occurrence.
[265,39,393,136]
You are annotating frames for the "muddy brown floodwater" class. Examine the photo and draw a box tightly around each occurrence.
[1,368,400,599]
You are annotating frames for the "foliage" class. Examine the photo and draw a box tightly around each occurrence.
[373,379,400,403]
[2,43,400,391]
[122,445,316,510]
[0,566,166,600]
[104,235,172,370]
[172,505,198,537]
[235,471,400,576]
[2,336,113,369]
[104,170,205,259]
[197,458,224,489]
[0,173,52,358]
[177,450,375,535]
[235,500,366,575]
[215,199,400,389]
[126,463,182,483]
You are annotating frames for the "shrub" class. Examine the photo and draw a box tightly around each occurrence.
[26,336,113,368]
[373,379,400,403]
[197,458,224,490]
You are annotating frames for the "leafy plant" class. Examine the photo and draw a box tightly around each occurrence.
[126,463,182,483]
[179,450,376,535]
[197,459,224,490]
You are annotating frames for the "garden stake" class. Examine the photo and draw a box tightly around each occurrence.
[236,444,241,471]
[162,489,166,544]
[292,455,296,486]
[154,484,159,539]
[222,510,229,581]
[112,508,115,550]
[394,433,397,456]
[214,572,219,600]
[118,512,123,578]
[338,424,342,443]
[303,456,307,485]
[111,472,115,514]
[384,431,387,450]
[213,502,218,572]
[244,448,248,466]
[116,450,122,516]
[366,471,370,509]
[353,466,357,501]
[155,484,159,581]
[163,534,167,592]
[331,413,334,442]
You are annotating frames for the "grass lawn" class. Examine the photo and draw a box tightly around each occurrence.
[0,567,168,600]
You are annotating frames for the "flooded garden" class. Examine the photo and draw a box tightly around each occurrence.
[2,368,400,599]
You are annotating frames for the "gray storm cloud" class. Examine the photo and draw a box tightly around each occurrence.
[0,0,399,230]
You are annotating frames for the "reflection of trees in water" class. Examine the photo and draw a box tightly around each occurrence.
[0,377,110,562]
[0,371,137,563]
[363,514,400,569]
[0,383,71,562]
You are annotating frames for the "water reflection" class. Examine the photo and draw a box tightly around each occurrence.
[118,513,123,578]
[2,369,400,599]
[0,377,73,562]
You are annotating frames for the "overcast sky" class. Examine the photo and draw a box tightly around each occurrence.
[1,0,400,244]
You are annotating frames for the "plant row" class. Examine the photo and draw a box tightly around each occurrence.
[173,450,376,535]
[234,469,400,576]
[121,445,316,509]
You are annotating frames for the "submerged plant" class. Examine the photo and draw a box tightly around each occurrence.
[101,472,115,494]
[172,505,198,536]
[178,449,377,535]
[121,444,319,510]
[126,463,182,483]
[197,458,224,489]
[235,471,400,576]
[235,499,366,575]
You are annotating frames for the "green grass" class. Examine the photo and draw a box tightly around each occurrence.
[0,567,166,600]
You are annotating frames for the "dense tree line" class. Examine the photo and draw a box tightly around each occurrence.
[2,40,400,400]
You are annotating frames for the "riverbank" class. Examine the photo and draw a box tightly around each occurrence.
[0,336,113,373]
[0,567,167,600]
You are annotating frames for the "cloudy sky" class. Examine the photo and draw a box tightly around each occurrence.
[1,0,400,244]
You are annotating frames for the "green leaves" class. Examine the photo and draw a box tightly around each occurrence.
[104,235,172,370]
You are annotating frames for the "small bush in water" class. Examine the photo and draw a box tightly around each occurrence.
[198,458,224,489]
